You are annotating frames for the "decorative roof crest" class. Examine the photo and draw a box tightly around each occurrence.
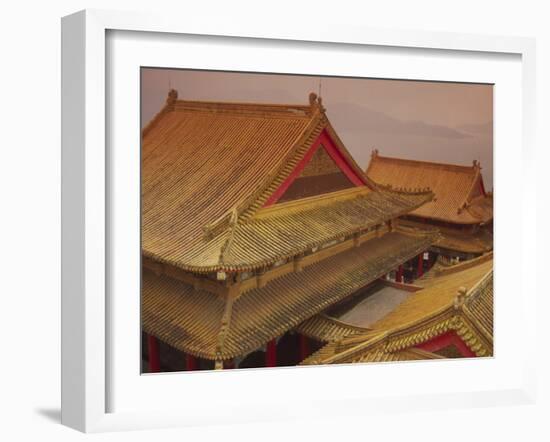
[308,92,326,112]
[166,88,178,105]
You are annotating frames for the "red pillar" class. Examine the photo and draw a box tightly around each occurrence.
[396,265,403,283]
[147,335,160,373]
[186,353,197,371]
[299,334,309,362]
[266,339,277,367]
[224,359,235,369]
[418,254,424,278]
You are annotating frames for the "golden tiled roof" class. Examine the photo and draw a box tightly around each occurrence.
[366,151,493,225]
[142,92,433,273]
[302,256,493,365]
[142,230,437,361]
[372,258,492,330]
[461,268,493,345]
[210,188,431,272]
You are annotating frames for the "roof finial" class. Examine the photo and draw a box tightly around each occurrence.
[308,90,325,113]
[166,88,178,105]
[309,91,317,106]
[371,148,379,158]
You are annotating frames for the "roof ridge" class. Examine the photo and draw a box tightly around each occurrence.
[214,295,235,366]
[174,99,313,115]
[461,271,493,345]
[459,162,483,212]
[376,184,435,196]
[250,187,369,220]
[322,331,388,364]
[464,268,493,304]
[171,91,327,118]
[217,208,239,265]
[317,313,374,334]
[371,152,479,174]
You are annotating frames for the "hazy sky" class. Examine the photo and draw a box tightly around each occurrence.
[141,69,493,189]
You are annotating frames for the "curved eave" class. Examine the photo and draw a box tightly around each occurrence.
[143,189,434,274]
[406,211,493,226]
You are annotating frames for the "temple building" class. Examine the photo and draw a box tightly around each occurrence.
[141,90,439,372]
[365,151,493,262]
[300,252,493,365]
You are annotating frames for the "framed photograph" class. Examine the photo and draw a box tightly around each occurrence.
[61,9,537,433]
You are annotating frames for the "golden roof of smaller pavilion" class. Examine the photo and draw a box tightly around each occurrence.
[365,151,493,225]
[302,253,493,365]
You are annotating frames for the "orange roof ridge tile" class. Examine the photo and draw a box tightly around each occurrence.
[217,208,239,266]
[214,295,235,363]
[461,162,485,206]
[171,90,327,118]
[375,183,435,197]
[174,100,313,117]
[371,151,480,174]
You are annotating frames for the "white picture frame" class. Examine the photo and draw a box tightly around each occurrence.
[61,9,537,433]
